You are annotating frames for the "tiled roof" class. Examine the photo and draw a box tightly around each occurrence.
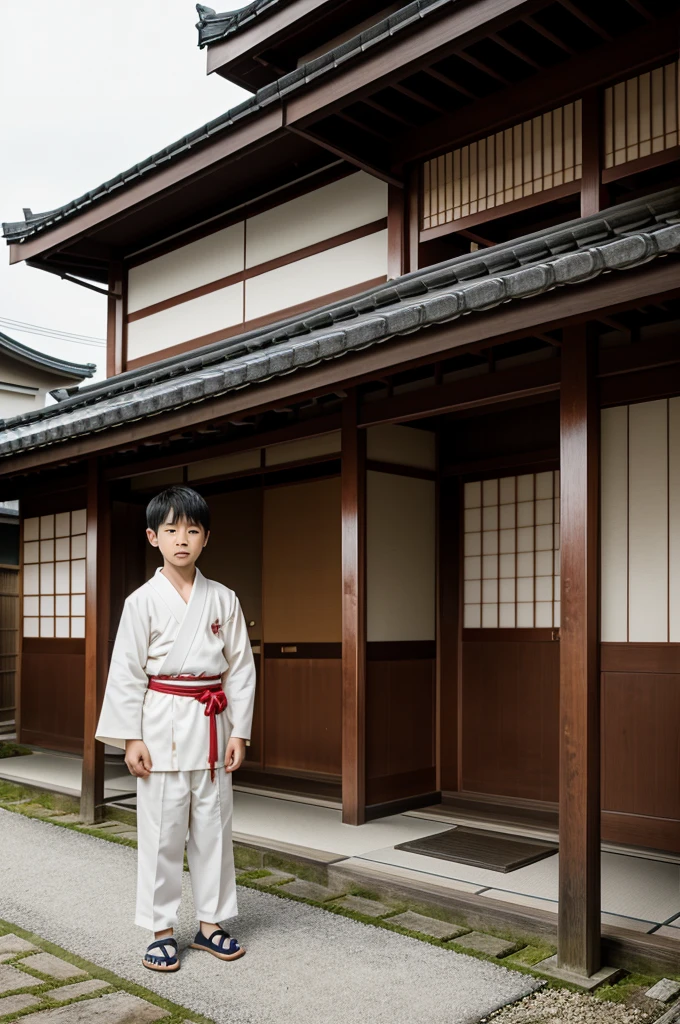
[196,2,288,48]
[0,187,679,459]
[2,0,449,245]
[0,330,96,381]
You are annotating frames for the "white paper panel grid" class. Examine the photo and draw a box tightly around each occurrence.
[463,471,560,629]
[22,507,88,638]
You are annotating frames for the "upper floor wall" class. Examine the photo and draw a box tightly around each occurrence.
[123,170,388,369]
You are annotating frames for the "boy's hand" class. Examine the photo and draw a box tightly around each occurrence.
[125,739,153,777]
[224,737,246,773]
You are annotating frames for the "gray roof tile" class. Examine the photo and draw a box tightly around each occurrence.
[1,186,679,459]
[0,330,96,381]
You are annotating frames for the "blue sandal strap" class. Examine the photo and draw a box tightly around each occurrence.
[145,937,177,960]
[205,929,238,952]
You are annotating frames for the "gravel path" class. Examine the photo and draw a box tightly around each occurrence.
[0,809,540,1024]
[492,986,655,1024]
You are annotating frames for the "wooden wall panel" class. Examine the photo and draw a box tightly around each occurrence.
[461,639,559,801]
[366,471,435,642]
[669,398,680,641]
[263,477,341,643]
[263,657,342,775]
[601,669,680,822]
[628,400,668,642]
[200,489,262,641]
[21,640,85,752]
[366,656,435,805]
[366,424,436,470]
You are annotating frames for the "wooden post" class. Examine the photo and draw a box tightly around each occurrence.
[341,389,366,825]
[580,90,605,218]
[387,183,405,280]
[407,164,420,273]
[106,261,125,378]
[558,325,601,974]
[81,457,110,823]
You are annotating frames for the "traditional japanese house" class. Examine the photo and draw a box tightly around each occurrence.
[1,0,679,980]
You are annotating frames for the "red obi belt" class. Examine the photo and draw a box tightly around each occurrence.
[147,674,227,782]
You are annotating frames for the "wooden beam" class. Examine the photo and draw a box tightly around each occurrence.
[341,390,366,825]
[391,16,677,166]
[580,89,604,217]
[457,50,510,84]
[489,31,542,69]
[423,67,477,100]
[523,14,575,54]
[80,457,110,824]
[558,325,600,975]
[106,261,125,378]
[205,0,330,76]
[558,1,612,41]
[1,258,678,482]
[407,164,420,273]
[393,83,448,115]
[387,183,405,280]
[286,124,403,187]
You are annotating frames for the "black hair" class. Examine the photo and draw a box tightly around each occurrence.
[146,486,211,535]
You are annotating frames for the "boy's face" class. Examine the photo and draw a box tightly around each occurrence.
[146,512,209,569]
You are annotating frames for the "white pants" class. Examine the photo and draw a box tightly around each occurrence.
[135,768,238,932]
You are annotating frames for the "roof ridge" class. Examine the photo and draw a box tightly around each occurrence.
[0,329,97,379]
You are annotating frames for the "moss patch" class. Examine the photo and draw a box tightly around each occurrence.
[0,742,33,759]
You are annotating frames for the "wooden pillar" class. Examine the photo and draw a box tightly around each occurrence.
[341,389,366,825]
[387,183,405,280]
[581,90,605,218]
[407,164,420,273]
[81,457,111,823]
[106,260,125,378]
[558,325,601,974]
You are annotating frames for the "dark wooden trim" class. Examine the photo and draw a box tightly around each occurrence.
[106,261,124,378]
[81,457,110,823]
[419,182,580,243]
[125,163,352,269]
[206,0,329,77]
[359,358,561,428]
[341,389,367,825]
[558,324,600,975]
[366,641,435,660]
[263,642,342,659]
[600,642,680,674]
[286,124,403,188]
[598,335,680,378]
[4,259,679,482]
[126,219,387,323]
[463,628,557,642]
[407,164,420,273]
[365,768,437,807]
[580,89,604,218]
[600,364,680,408]
[10,108,285,265]
[391,18,677,166]
[365,459,436,480]
[387,184,405,281]
[125,277,388,370]
[22,638,85,655]
[601,145,680,184]
[602,810,680,855]
[364,790,441,821]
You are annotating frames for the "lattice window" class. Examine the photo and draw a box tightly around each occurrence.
[422,102,582,230]
[604,60,679,169]
[23,511,87,639]
[463,472,560,629]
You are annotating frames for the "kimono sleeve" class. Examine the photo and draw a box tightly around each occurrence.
[221,594,257,740]
[94,593,150,751]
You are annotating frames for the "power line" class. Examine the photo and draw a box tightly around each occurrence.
[0,316,106,347]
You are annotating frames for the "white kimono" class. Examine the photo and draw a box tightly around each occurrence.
[95,565,256,772]
[96,565,255,933]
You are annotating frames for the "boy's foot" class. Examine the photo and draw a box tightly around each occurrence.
[142,935,180,971]
[190,926,245,961]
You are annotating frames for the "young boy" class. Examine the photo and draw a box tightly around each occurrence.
[95,485,256,972]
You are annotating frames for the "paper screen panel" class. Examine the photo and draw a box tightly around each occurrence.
[604,60,679,168]
[22,509,87,638]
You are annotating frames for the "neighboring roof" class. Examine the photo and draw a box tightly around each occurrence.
[0,330,97,381]
[1,187,679,459]
[2,0,449,245]
[196,1,288,47]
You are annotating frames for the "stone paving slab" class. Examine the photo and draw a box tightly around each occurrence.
[451,931,518,958]
[0,953,15,963]
[0,962,43,993]
[0,991,42,1014]
[25,952,89,980]
[533,954,624,992]
[388,911,469,941]
[0,932,39,954]
[244,868,295,888]
[279,878,349,902]
[646,978,680,1003]
[16,804,58,817]
[333,895,392,917]
[80,823,131,834]
[25,990,171,1021]
[48,814,82,824]
[116,831,138,840]
[45,978,112,1000]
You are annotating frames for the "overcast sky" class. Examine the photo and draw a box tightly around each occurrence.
[0,1,249,386]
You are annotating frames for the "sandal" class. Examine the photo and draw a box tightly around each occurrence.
[189,927,245,961]
[142,936,180,972]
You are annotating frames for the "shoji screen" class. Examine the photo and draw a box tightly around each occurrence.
[23,510,87,639]
[604,60,679,169]
[463,471,560,629]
